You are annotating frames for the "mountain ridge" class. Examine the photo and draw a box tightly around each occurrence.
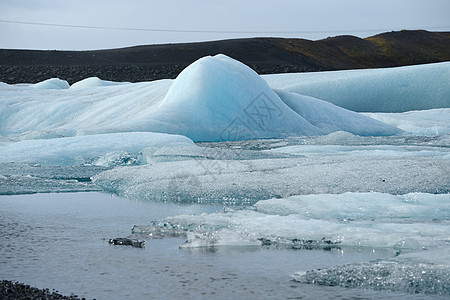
[1,30,449,84]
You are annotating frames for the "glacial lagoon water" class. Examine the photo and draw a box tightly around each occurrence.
[0,133,449,299]
[1,59,449,298]
[2,192,446,300]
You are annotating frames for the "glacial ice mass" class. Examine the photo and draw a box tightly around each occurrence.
[0,54,403,143]
[263,61,450,112]
[1,56,449,296]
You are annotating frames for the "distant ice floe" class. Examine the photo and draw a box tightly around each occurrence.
[263,61,450,113]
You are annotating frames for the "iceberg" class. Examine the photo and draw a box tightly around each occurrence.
[264,62,450,113]
[1,55,450,298]
[0,54,402,142]
[155,54,323,140]
[135,54,401,140]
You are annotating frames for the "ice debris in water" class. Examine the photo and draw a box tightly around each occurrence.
[292,260,449,296]
[131,192,450,250]
[108,238,145,248]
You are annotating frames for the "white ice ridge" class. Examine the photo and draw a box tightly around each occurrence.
[69,76,129,89]
[33,78,70,90]
[0,54,402,142]
[263,61,450,113]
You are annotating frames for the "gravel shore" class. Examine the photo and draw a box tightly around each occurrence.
[0,280,86,300]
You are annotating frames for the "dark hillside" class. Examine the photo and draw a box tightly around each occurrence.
[366,30,450,65]
[0,30,449,84]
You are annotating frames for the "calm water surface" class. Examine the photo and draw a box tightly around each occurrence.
[0,192,440,299]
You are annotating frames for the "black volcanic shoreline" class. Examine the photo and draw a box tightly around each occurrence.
[1,30,449,84]
[0,280,84,300]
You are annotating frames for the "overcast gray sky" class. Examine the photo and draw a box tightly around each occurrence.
[1,0,449,50]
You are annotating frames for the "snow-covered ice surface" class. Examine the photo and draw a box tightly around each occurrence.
[1,57,449,298]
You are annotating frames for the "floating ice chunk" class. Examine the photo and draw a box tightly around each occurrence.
[0,132,194,166]
[264,62,450,113]
[292,247,450,296]
[33,78,70,89]
[180,230,261,248]
[292,256,449,296]
[134,192,450,250]
[0,162,105,194]
[70,77,129,89]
